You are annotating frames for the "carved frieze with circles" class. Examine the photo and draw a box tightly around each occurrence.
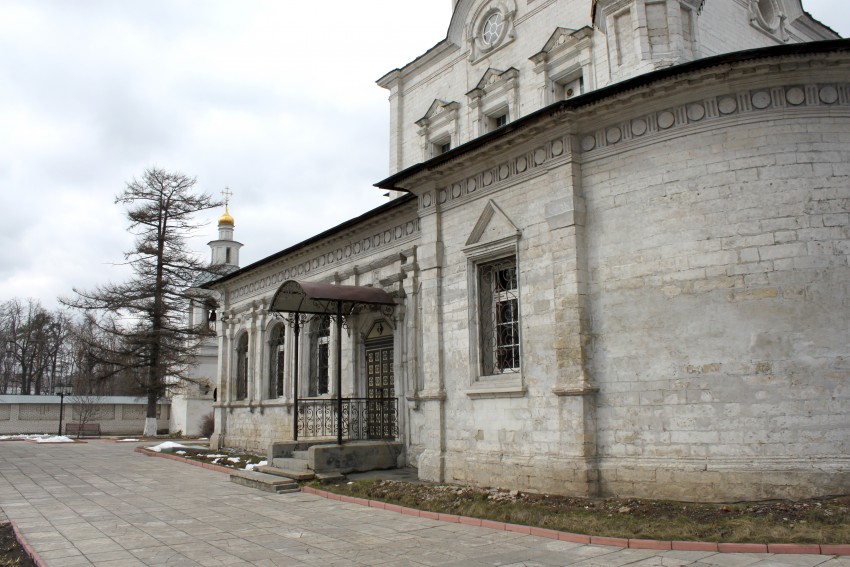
[416,83,848,213]
[418,135,572,211]
[229,217,421,300]
[581,83,849,156]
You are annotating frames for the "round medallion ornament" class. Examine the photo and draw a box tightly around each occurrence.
[606,127,622,144]
[718,96,737,115]
[551,139,564,156]
[657,111,675,129]
[631,118,647,137]
[687,104,705,122]
[581,135,596,151]
[819,86,839,104]
[534,148,547,165]
[785,87,805,106]
[751,91,771,109]
[516,156,528,173]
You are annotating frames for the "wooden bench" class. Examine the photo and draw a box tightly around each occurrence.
[65,423,101,437]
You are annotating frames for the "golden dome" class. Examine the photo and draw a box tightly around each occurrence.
[218,207,234,226]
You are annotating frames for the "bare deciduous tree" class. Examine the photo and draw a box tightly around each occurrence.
[63,168,222,436]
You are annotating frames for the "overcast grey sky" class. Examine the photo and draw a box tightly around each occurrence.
[0,1,847,308]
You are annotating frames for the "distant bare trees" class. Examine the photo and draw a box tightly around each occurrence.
[0,299,68,395]
[0,299,144,396]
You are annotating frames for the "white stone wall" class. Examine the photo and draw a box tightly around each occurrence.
[580,76,850,500]
[402,50,850,500]
[0,396,171,436]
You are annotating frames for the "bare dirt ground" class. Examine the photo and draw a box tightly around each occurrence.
[325,479,850,544]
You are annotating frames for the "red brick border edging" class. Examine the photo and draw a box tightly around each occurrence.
[134,446,234,474]
[7,521,46,567]
[300,486,849,556]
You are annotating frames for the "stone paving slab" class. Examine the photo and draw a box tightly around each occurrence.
[0,440,845,566]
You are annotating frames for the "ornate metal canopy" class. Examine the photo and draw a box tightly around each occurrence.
[268,279,397,446]
[269,280,396,315]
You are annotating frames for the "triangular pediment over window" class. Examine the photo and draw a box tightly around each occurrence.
[530,26,593,65]
[467,68,519,98]
[416,100,460,127]
[465,199,520,248]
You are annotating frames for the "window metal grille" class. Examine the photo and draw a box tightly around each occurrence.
[479,257,520,375]
[268,324,285,399]
[235,334,248,400]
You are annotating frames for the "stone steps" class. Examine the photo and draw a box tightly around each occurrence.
[230,470,300,493]
[257,464,315,481]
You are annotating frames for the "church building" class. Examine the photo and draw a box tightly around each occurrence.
[204,0,849,501]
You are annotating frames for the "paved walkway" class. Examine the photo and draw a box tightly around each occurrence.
[0,440,846,567]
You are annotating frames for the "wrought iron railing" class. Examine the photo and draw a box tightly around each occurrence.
[297,397,398,441]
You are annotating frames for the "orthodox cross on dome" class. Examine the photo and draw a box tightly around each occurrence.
[221,187,233,208]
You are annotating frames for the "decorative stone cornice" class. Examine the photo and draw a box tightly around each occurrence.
[416,79,848,214]
[228,218,421,302]
[579,82,850,158]
[418,134,574,212]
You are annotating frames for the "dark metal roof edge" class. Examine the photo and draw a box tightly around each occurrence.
[202,193,418,289]
[375,38,850,190]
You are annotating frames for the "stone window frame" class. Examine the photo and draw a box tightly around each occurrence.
[463,234,526,398]
[308,315,331,398]
[416,100,460,161]
[749,0,788,41]
[267,322,286,399]
[529,26,593,107]
[234,332,249,401]
[468,68,519,138]
[468,0,517,63]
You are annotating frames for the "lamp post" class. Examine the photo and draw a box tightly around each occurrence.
[55,383,72,436]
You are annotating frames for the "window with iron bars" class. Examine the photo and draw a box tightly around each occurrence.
[235,333,248,400]
[478,257,520,375]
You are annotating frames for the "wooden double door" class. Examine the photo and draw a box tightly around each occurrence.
[365,329,395,439]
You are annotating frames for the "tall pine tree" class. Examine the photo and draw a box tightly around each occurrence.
[64,168,222,435]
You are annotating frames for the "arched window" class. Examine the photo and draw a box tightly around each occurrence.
[309,316,330,397]
[268,324,285,399]
[235,333,248,401]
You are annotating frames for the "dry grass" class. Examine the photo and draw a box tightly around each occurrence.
[320,480,850,544]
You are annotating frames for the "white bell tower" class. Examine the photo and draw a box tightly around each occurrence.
[208,188,243,267]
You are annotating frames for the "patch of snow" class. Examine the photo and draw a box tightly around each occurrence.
[227,457,241,463]
[245,460,268,471]
[176,450,187,455]
[0,434,74,443]
[117,438,140,442]
[148,441,189,453]
[204,454,227,458]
